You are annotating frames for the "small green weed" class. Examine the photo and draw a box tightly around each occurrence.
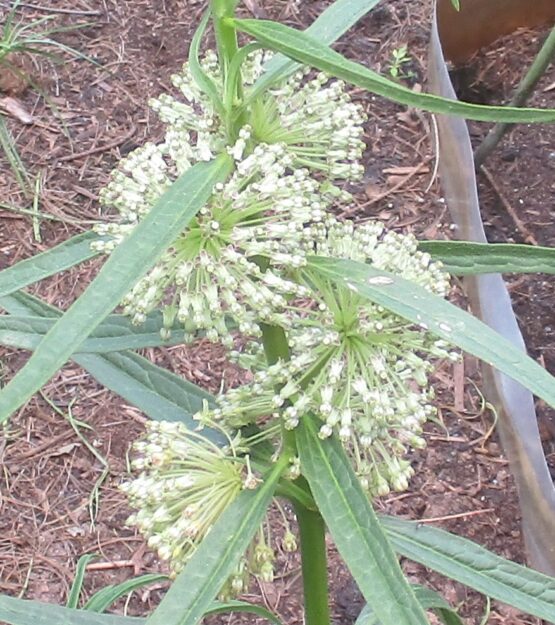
[388,45,414,80]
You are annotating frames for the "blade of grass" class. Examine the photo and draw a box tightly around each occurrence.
[0,114,33,198]
[84,575,168,613]
[66,554,97,609]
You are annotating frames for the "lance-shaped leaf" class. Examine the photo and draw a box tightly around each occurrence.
[0,231,101,298]
[145,456,287,625]
[306,256,555,411]
[0,292,221,441]
[356,585,464,625]
[0,593,282,625]
[381,515,555,622]
[77,351,215,424]
[0,155,233,424]
[297,415,429,625]
[419,240,555,275]
[0,314,187,352]
[231,18,555,123]
[0,594,143,625]
[252,0,382,97]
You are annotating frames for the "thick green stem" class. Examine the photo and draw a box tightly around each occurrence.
[294,501,331,625]
[260,322,296,452]
[210,0,239,71]
[211,0,247,140]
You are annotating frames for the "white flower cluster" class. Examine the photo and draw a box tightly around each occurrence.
[250,71,366,180]
[100,144,336,343]
[93,51,365,341]
[117,44,455,582]
[121,420,296,591]
[204,220,456,496]
[121,420,255,578]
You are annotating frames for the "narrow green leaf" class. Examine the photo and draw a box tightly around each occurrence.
[0,314,187,352]
[251,0,382,97]
[84,574,168,613]
[233,19,555,123]
[410,586,464,625]
[297,416,429,625]
[77,351,216,425]
[411,586,463,625]
[0,291,223,443]
[188,9,225,117]
[307,256,555,411]
[205,600,283,624]
[356,585,463,625]
[0,594,282,625]
[67,554,97,609]
[0,594,143,625]
[0,155,233,423]
[146,456,287,625]
[0,231,101,298]
[419,240,555,275]
[382,515,555,622]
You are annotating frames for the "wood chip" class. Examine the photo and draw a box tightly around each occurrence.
[0,96,33,124]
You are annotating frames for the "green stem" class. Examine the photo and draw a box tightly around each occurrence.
[261,322,297,452]
[210,0,239,71]
[210,0,248,142]
[294,501,331,625]
[276,475,317,511]
[474,25,555,168]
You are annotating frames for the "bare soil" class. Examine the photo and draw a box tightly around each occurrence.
[0,1,553,624]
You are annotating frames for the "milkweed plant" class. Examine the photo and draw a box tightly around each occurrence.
[110,40,455,578]
[97,2,458,608]
[2,1,555,625]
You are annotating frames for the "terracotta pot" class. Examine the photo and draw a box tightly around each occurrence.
[437,0,555,63]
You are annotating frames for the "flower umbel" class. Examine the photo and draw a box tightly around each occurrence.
[93,50,367,341]
[249,70,366,181]
[121,420,249,577]
[97,144,325,343]
[208,220,455,496]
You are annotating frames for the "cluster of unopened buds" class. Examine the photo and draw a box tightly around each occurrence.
[97,49,455,591]
[121,420,298,588]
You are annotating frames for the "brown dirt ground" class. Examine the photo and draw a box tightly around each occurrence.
[0,1,554,624]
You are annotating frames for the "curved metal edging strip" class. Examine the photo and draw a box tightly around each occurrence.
[428,0,555,575]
